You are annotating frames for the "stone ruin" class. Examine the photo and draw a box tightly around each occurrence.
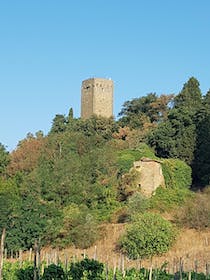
[133,157,165,197]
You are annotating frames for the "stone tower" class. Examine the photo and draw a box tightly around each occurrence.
[81,78,113,119]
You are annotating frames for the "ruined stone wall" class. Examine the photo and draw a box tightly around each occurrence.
[133,158,165,197]
[81,78,113,119]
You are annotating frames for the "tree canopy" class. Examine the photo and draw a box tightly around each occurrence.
[118,93,173,129]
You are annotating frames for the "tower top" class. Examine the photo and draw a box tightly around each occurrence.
[82,77,113,81]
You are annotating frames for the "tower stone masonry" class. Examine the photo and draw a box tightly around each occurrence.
[81,78,113,119]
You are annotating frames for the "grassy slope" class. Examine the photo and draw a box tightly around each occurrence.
[34,224,210,273]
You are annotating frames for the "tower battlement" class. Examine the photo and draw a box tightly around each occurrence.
[81,78,113,119]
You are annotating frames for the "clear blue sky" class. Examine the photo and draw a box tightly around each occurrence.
[1,0,210,151]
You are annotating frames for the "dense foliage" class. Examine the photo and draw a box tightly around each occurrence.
[162,159,192,189]
[149,187,193,212]
[0,77,210,254]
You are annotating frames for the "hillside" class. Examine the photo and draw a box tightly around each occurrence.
[0,77,210,270]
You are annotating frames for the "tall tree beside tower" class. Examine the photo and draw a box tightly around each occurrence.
[148,77,202,165]
[193,90,210,186]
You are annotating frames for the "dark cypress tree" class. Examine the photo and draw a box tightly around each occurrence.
[193,90,210,187]
[174,77,202,112]
[148,78,202,165]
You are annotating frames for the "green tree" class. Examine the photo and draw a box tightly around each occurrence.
[4,194,58,251]
[0,174,59,252]
[118,93,173,128]
[7,135,45,176]
[67,107,74,120]
[66,107,76,132]
[119,212,176,260]
[192,110,210,187]
[174,77,202,112]
[51,204,98,248]
[75,115,118,140]
[148,77,202,165]
[50,114,67,134]
[0,143,10,176]
[148,109,197,164]
[0,178,20,231]
[147,121,177,159]
[70,214,99,249]
[193,91,210,186]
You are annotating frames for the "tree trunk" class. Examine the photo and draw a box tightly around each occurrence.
[149,257,153,280]
[33,240,38,280]
[0,228,6,280]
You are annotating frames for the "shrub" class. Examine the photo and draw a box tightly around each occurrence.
[15,266,34,280]
[127,192,149,216]
[119,212,177,260]
[117,150,142,174]
[69,258,104,280]
[42,264,67,280]
[117,144,157,174]
[117,169,141,201]
[54,207,100,249]
[162,159,192,189]
[175,192,210,229]
[3,261,19,280]
[149,187,193,212]
[70,214,99,249]
[136,143,158,159]
[110,206,129,223]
